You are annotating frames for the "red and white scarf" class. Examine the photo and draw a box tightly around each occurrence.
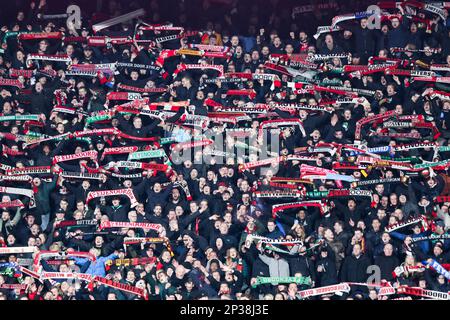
[272,200,326,216]
[86,188,138,207]
[6,166,51,176]
[99,221,162,233]
[53,150,98,164]
[173,63,224,77]
[299,283,351,298]
[0,246,37,254]
[94,275,147,299]
[385,216,427,233]
[40,272,93,282]
[26,53,72,68]
[0,78,24,89]
[0,186,36,208]
[0,199,24,208]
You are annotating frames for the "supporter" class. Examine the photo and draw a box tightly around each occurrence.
[0,0,448,301]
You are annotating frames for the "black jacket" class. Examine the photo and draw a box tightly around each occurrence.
[287,254,316,282]
[339,254,372,283]
[374,254,399,281]
[315,255,338,286]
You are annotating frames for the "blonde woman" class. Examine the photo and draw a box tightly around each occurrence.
[396,251,425,282]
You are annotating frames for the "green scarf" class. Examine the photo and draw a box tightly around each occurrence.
[381,156,420,163]
[252,276,311,287]
[439,146,450,152]
[86,114,112,125]
[0,115,40,122]
[160,137,176,145]
[128,149,167,161]
[0,268,14,277]
[414,160,450,169]
[306,191,329,199]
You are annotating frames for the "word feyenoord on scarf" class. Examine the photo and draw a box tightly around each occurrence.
[128,149,167,161]
[117,84,167,93]
[86,188,138,207]
[424,259,450,281]
[328,189,373,198]
[397,286,450,300]
[385,216,426,232]
[53,150,98,164]
[394,142,438,152]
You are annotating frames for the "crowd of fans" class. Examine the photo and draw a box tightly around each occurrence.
[0,0,449,300]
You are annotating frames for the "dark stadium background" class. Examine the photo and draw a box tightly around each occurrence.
[0,0,376,35]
